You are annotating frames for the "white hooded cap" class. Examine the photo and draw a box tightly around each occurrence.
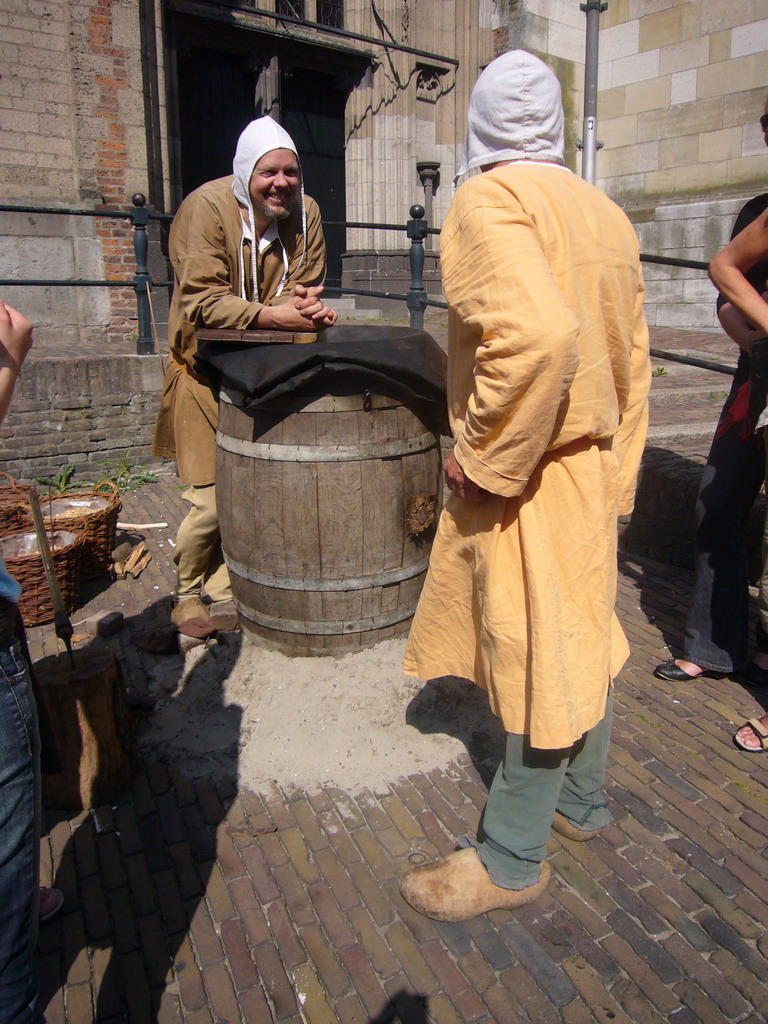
[232,116,299,206]
[457,50,565,178]
[231,116,306,298]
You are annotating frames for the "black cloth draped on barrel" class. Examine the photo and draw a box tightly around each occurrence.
[195,325,449,437]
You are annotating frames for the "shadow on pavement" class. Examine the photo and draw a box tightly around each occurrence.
[368,988,428,1023]
[39,624,243,1021]
[405,675,505,788]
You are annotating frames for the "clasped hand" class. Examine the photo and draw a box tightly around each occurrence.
[262,284,338,330]
[444,452,490,503]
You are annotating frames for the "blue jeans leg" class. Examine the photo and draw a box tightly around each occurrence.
[0,639,41,1024]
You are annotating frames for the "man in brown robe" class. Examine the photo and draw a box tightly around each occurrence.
[153,117,336,630]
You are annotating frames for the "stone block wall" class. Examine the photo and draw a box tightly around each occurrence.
[340,249,442,313]
[595,8,765,203]
[0,355,164,486]
[633,195,748,328]
[345,2,494,250]
[593,4,766,328]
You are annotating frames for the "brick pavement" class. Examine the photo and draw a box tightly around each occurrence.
[22,459,768,1023]
[16,315,768,1023]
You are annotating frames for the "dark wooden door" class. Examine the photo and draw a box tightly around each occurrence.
[177,47,257,197]
[281,68,347,289]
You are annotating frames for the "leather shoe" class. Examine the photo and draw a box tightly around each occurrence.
[653,660,722,682]
[399,847,550,922]
[744,662,768,687]
[170,597,210,628]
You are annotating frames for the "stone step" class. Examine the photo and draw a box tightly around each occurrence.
[646,421,719,443]
[329,295,383,319]
[334,306,382,320]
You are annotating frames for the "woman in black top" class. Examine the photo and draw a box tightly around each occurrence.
[654,99,768,685]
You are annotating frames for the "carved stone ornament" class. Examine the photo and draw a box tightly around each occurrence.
[416,64,448,104]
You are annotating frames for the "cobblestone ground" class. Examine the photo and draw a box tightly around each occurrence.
[20,322,768,1023]
[24,468,768,1024]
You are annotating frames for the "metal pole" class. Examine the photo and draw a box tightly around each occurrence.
[580,1,607,184]
[131,193,153,355]
[406,204,428,330]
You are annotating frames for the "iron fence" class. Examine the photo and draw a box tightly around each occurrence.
[0,196,727,373]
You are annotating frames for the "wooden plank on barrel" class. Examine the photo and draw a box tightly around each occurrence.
[356,398,406,617]
[216,403,240,613]
[357,399,394,623]
[252,445,286,578]
[360,462,392,624]
[230,434,260,569]
[312,402,363,646]
[280,404,323,634]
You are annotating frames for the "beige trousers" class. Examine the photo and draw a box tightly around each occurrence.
[173,484,232,603]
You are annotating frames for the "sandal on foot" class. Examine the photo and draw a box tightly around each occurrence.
[733,718,768,753]
[653,660,722,682]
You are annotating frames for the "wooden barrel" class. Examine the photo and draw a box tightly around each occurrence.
[216,389,442,653]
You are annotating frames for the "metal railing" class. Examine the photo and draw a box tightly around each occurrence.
[0,196,730,375]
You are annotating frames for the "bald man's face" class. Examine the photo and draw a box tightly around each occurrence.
[248,148,300,222]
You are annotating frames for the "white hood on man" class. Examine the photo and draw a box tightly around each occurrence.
[457,50,565,180]
[231,115,307,298]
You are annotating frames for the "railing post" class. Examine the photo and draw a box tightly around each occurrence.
[407,204,428,330]
[130,193,153,355]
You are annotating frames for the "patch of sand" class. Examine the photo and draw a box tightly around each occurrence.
[137,634,504,794]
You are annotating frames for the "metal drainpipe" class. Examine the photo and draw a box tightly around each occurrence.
[580,1,607,185]
[416,161,440,251]
[131,193,153,355]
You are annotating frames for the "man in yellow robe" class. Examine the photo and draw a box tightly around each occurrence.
[400,51,650,921]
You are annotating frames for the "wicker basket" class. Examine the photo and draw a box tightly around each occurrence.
[0,472,33,536]
[19,481,122,580]
[0,526,85,626]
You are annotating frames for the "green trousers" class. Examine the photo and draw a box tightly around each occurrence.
[475,690,614,889]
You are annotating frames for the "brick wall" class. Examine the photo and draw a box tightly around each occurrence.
[633,195,748,329]
[0,0,160,345]
[0,355,164,486]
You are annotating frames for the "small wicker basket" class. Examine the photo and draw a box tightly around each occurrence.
[0,472,33,535]
[19,481,122,580]
[0,526,85,626]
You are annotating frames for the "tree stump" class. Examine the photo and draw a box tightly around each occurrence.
[36,647,132,810]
